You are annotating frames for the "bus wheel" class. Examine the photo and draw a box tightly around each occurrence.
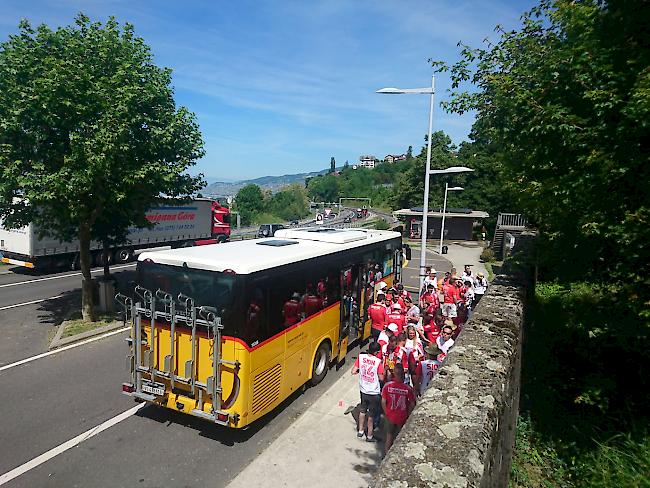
[115,248,134,263]
[310,342,330,386]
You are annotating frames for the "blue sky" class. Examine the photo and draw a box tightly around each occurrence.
[0,0,535,181]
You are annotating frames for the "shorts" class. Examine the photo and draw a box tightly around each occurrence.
[359,392,381,417]
[442,303,457,318]
[385,418,405,437]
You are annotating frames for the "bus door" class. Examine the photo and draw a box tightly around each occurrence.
[358,262,372,340]
[338,266,360,363]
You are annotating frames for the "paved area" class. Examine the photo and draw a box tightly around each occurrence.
[226,242,491,488]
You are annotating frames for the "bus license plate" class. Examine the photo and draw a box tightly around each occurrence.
[142,382,165,396]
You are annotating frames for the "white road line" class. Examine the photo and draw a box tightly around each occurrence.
[0,402,145,486]
[0,263,136,289]
[0,327,130,373]
[0,295,65,311]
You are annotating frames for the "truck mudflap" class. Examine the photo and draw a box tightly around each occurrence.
[0,256,34,268]
[116,287,241,426]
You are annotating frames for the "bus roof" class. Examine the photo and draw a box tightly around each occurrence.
[138,227,401,274]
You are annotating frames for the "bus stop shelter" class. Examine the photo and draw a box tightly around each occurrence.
[392,207,489,241]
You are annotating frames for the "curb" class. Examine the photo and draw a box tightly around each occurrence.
[49,320,127,350]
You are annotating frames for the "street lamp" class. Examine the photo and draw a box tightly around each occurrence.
[377,77,435,291]
[439,185,464,254]
[377,75,473,289]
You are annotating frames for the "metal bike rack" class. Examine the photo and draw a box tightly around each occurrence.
[116,286,240,425]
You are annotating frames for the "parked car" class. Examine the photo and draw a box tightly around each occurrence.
[258,223,286,238]
[289,220,299,226]
[343,216,352,223]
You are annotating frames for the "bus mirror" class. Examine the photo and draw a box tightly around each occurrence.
[405,245,412,260]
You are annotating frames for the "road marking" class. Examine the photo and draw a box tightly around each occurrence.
[0,295,65,311]
[0,402,146,486]
[0,263,136,289]
[0,327,130,373]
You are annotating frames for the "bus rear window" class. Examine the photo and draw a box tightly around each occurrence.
[136,262,241,333]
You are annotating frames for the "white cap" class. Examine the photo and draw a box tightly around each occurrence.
[378,282,387,289]
[430,268,437,274]
[387,323,398,333]
[392,303,402,310]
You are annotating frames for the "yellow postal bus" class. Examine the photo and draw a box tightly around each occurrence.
[120,227,405,428]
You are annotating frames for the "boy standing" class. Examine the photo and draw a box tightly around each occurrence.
[381,363,416,453]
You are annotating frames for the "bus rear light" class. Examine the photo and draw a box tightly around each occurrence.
[216,413,229,423]
[122,383,135,393]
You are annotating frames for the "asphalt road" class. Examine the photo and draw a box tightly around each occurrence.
[0,264,361,488]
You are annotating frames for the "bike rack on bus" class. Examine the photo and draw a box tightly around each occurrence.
[115,286,240,425]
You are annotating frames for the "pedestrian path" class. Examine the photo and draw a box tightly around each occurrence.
[226,363,380,488]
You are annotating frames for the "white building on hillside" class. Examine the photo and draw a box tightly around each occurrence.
[358,155,377,168]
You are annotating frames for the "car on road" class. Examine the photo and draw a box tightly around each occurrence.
[289,220,299,226]
[343,216,352,223]
[258,223,286,238]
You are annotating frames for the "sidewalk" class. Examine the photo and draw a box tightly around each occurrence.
[226,363,380,488]
[226,242,486,488]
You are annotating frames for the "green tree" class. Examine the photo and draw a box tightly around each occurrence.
[235,184,264,225]
[0,15,204,321]
[437,0,649,315]
[390,132,458,210]
[268,184,309,220]
[307,174,339,202]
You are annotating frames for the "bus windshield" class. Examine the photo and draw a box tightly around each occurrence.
[137,261,241,334]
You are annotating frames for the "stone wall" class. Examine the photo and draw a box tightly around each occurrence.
[372,234,535,488]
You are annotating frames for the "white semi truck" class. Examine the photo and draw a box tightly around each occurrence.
[0,198,231,270]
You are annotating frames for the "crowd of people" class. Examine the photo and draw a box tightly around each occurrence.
[352,264,488,455]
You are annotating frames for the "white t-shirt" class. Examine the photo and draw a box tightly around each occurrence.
[419,359,442,394]
[355,353,384,395]
[436,336,455,354]
[474,277,488,294]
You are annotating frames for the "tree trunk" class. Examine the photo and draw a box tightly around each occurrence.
[79,224,96,322]
[102,241,110,278]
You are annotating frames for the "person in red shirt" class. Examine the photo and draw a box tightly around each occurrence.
[368,293,388,342]
[384,332,409,383]
[420,283,440,311]
[283,292,303,327]
[442,279,462,319]
[386,303,405,334]
[381,363,416,453]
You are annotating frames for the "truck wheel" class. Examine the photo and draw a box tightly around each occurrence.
[115,248,134,263]
[182,240,195,248]
[217,235,228,244]
[310,342,331,386]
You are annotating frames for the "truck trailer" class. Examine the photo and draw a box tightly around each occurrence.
[0,198,230,270]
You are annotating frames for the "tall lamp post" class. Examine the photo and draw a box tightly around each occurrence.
[439,185,464,254]
[377,76,473,289]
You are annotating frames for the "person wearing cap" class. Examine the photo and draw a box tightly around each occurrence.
[368,293,388,342]
[422,268,438,294]
[386,302,406,334]
[473,272,488,304]
[436,323,455,354]
[414,343,443,395]
[377,322,398,350]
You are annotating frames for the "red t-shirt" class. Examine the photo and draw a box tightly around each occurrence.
[381,381,416,426]
[444,286,461,304]
[386,312,405,334]
[303,295,323,316]
[368,302,388,331]
[421,292,439,309]
[283,300,302,326]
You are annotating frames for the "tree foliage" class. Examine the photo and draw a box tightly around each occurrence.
[234,184,264,225]
[436,0,649,319]
[0,14,205,319]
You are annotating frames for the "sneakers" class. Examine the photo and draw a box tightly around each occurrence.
[357,431,364,438]
[365,436,377,443]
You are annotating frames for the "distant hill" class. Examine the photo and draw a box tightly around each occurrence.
[202,168,335,198]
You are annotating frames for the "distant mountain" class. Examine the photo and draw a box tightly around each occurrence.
[202,168,334,198]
